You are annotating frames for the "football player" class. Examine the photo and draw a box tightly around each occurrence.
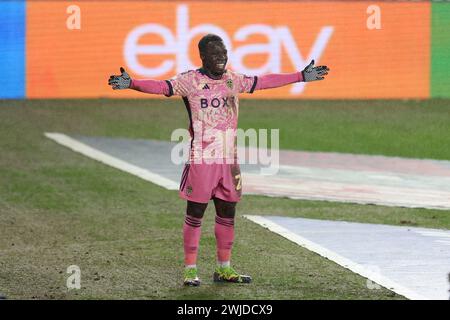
[109,34,329,286]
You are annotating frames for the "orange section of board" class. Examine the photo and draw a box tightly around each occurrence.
[27,1,430,99]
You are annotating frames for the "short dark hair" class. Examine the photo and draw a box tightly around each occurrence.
[198,34,223,54]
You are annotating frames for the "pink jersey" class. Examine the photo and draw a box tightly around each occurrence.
[167,69,257,163]
[130,69,301,162]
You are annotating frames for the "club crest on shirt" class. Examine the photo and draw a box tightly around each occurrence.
[186,186,193,196]
[226,79,233,90]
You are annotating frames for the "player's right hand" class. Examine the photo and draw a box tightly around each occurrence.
[108,67,132,90]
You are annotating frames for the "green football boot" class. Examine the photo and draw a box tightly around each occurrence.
[184,267,201,287]
[213,266,252,284]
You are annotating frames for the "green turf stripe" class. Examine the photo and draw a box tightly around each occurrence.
[431,2,450,98]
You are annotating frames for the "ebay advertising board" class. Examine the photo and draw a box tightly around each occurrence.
[4,1,449,99]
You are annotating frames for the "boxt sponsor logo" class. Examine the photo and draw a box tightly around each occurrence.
[124,4,333,95]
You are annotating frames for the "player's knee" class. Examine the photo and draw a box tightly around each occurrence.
[186,201,207,219]
[214,198,236,218]
[217,208,235,219]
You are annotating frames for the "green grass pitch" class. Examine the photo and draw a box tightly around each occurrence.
[0,98,449,299]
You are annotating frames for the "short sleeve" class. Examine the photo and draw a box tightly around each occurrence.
[233,72,258,94]
[166,71,193,97]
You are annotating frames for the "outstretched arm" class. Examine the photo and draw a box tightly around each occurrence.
[255,72,302,91]
[130,79,171,96]
[108,67,171,96]
[255,60,329,91]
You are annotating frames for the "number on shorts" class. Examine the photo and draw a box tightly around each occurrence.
[235,174,242,191]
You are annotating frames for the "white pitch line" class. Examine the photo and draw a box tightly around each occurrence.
[243,215,429,300]
[44,133,179,190]
[243,190,450,211]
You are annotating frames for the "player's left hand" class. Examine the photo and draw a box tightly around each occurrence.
[302,60,329,82]
[108,67,132,90]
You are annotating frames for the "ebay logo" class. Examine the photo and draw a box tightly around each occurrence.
[124,4,333,94]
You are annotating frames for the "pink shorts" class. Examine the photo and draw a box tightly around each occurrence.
[179,163,242,204]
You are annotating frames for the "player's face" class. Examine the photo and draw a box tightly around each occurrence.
[201,41,228,78]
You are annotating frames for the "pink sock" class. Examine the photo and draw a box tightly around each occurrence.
[215,216,235,264]
[183,215,202,266]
